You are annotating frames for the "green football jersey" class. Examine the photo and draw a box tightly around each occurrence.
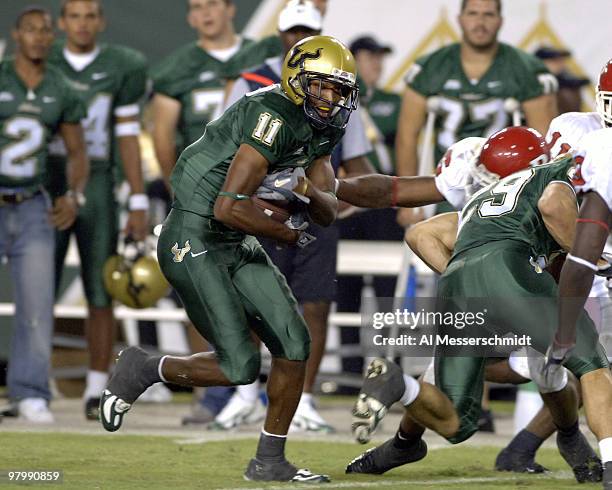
[47,43,148,171]
[0,59,85,191]
[406,43,556,163]
[361,83,401,174]
[151,39,258,150]
[453,157,574,264]
[171,85,343,219]
[219,35,283,79]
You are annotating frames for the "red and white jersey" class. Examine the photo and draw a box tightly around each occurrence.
[572,127,612,212]
[546,111,604,157]
[434,137,486,209]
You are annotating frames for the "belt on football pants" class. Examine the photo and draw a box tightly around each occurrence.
[0,189,42,206]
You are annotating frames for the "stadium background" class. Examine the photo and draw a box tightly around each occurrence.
[0,0,611,363]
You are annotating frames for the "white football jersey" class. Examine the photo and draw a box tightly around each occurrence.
[434,136,486,209]
[572,127,612,212]
[546,111,603,157]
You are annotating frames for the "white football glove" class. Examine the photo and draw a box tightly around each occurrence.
[255,168,310,204]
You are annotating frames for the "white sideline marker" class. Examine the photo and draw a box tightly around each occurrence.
[236,471,574,490]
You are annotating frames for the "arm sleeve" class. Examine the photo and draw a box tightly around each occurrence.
[572,133,612,211]
[516,52,558,101]
[115,52,148,114]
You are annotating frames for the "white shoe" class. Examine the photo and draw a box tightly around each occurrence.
[18,398,54,424]
[139,383,173,403]
[208,393,265,430]
[290,398,334,433]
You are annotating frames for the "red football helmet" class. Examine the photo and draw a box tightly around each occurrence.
[471,126,550,188]
[596,59,612,126]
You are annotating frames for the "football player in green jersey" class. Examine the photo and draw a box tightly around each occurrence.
[47,0,149,420]
[0,6,88,423]
[100,36,357,483]
[345,128,611,486]
[396,0,558,226]
[151,0,259,189]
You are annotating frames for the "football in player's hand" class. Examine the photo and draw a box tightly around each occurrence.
[251,196,292,223]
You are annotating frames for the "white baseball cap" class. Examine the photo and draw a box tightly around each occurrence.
[278,0,323,32]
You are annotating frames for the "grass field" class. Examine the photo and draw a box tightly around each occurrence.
[0,432,587,489]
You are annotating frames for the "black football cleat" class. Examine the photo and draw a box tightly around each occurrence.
[346,437,427,475]
[100,347,152,432]
[244,458,330,483]
[557,428,602,483]
[495,446,548,474]
[603,461,612,490]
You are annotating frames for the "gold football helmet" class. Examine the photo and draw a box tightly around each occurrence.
[281,35,358,129]
[103,242,169,309]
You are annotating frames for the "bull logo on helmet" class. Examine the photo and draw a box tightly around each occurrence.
[286,47,322,69]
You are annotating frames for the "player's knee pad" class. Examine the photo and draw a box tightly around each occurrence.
[224,351,261,386]
[527,354,568,393]
[508,348,531,380]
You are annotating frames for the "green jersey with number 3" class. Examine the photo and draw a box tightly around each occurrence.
[47,43,148,171]
[406,43,556,163]
[171,85,343,219]
[151,39,257,151]
[0,59,85,191]
[453,157,574,264]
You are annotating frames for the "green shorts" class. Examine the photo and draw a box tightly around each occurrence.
[435,241,609,444]
[54,168,118,308]
[157,208,310,385]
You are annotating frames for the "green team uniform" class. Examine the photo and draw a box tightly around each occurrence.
[47,43,148,307]
[151,39,260,151]
[437,158,609,444]
[360,83,401,174]
[406,43,556,165]
[157,85,343,384]
[0,59,85,191]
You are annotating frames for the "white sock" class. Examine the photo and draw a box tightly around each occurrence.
[300,392,313,405]
[83,370,108,400]
[158,356,168,383]
[237,380,259,403]
[600,437,612,463]
[399,374,421,406]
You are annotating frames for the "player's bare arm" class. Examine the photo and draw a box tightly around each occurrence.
[395,86,429,225]
[405,212,458,275]
[396,86,427,178]
[214,144,299,243]
[523,94,558,137]
[50,121,89,231]
[117,114,148,240]
[556,191,612,347]
[337,174,443,209]
[538,181,578,252]
[302,155,338,226]
[152,93,181,190]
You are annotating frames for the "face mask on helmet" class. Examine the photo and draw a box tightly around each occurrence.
[103,238,169,309]
[596,59,612,126]
[468,126,550,195]
[298,73,358,129]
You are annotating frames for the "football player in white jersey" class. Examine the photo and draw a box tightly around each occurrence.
[545,59,612,360]
[549,62,612,488]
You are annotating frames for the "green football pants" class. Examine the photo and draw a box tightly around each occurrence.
[157,208,310,385]
[435,241,609,444]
